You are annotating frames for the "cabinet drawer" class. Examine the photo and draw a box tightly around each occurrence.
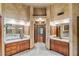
[6,46,17,52]
[6,43,17,48]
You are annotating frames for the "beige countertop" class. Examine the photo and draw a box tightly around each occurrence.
[50,35,69,43]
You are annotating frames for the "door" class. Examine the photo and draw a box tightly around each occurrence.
[0,15,2,55]
[77,16,79,55]
[34,24,46,43]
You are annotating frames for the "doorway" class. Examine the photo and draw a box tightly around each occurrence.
[34,24,46,43]
[77,16,79,55]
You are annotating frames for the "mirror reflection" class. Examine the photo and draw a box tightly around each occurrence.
[4,18,30,41]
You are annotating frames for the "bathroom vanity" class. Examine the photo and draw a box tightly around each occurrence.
[4,18,31,56]
[5,38,30,56]
[50,38,69,56]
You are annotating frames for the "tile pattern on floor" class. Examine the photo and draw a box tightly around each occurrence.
[13,42,63,56]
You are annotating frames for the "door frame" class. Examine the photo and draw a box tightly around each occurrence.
[34,24,46,43]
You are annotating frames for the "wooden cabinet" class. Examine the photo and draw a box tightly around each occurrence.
[5,40,30,56]
[50,39,69,56]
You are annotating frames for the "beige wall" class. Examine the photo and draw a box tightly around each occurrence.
[50,4,70,20]
[46,5,51,49]
[2,3,30,21]
[0,4,1,14]
[70,4,79,56]
[30,6,34,49]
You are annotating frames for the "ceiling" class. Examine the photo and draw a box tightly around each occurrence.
[24,3,52,7]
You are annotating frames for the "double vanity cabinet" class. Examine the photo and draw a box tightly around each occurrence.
[5,39,30,56]
[50,39,69,56]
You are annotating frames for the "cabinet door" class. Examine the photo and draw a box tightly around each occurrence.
[21,41,27,51]
[50,40,55,50]
[61,44,69,56]
[25,40,30,49]
[5,42,17,56]
[17,40,30,52]
[54,42,60,52]
[54,40,60,52]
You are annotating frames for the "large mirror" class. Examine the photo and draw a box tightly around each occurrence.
[4,18,30,41]
[4,24,24,41]
[50,18,70,39]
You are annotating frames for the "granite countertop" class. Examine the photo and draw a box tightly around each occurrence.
[50,35,69,42]
[4,35,30,44]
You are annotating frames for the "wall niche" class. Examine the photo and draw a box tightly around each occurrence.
[33,8,46,16]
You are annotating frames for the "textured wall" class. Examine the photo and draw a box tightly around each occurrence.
[50,4,70,20]
[0,4,1,15]
[2,3,30,21]
[71,4,79,56]
[0,4,2,56]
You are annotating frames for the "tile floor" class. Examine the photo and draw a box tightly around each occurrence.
[13,42,63,56]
